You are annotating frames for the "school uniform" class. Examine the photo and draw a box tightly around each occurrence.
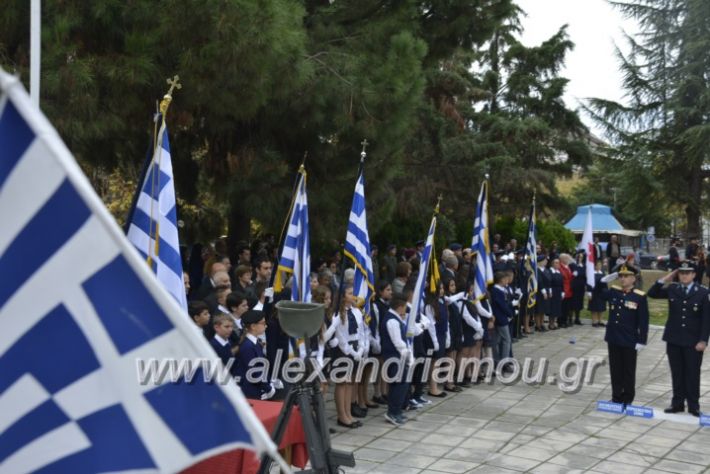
[491,284,513,365]
[534,265,551,316]
[210,334,236,375]
[548,269,563,324]
[588,271,608,313]
[335,307,365,360]
[381,309,411,420]
[235,334,275,400]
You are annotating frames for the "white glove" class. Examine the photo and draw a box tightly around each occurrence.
[271,379,284,390]
[400,348,411,361]
[407,350,415,366]
[514,288,522,297]
[419,317,431,329]
[512,298,520,307]
[371,339,381,354]
[635,343,645,352]
[328,337,339,348]
[433,340,440,352]
[473,330,483,341]
[261,385,276,400]
[264,287,274,298]
[586,292,592,299]
[601,272,619,283]
[573,271,578,277]
[353,348,364,361]
[445,332,451,349]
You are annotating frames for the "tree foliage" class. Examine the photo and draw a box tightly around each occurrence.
[0,0,591,254]
[584,0,710,238]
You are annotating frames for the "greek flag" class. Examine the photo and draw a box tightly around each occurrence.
[344,164,375,319]
[406,214,436,339]
[524,199,538,308]
[125,114,187,311]
[0,70,280,473]
[274,166,310,302]
[471,180,493,301]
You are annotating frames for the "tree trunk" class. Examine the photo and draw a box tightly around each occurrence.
[685,171,702,238]
[227,196,250,264]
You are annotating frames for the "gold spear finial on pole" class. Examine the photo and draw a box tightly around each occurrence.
[159,75,182,115]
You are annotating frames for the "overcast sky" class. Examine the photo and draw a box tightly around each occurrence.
[515,0,639,137]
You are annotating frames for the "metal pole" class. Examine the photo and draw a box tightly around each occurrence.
[30,0,41,107]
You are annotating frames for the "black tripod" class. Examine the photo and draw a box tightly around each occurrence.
[257,349,355,473]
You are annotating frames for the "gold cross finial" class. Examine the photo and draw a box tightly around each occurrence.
[435,194,443,214]
[160,75,181,115]
[166,75,182,98]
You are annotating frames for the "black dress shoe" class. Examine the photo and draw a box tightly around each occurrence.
[337,420,357,428]
[663,406,684,414]
[351,404,367,418]
[428,391,447,398]
[372,396,387,404]
[689,409,700,417]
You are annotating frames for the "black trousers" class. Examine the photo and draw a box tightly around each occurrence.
[667,343,704,411]
[608,343,637,405]
[560,298,572,326]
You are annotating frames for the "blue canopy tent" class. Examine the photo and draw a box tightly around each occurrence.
[564,204,642,237]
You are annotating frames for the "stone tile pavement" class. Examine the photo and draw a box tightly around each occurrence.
[323,323,710,473]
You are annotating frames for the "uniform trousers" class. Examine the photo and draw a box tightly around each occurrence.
[666,343,703,411]
[608,343,637,405]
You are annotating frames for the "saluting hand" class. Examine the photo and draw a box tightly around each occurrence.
[696,341,707,352]
[662,269,678,282]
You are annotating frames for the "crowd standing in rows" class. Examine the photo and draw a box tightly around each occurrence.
[183,234,709,428]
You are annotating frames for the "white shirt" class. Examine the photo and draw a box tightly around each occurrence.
[386,310,409,357]
[215,334,229,347]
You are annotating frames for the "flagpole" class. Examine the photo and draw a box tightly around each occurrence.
[333,139,369,314]
[30,0,40,107]
[271,155,307,290]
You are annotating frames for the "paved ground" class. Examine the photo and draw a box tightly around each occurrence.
[325,322,710,473]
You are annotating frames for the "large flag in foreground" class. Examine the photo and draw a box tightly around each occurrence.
[344,161,375,320]
[0,70,280,473]
[524,198,538,308]
[579,206,596,288]
[406,211,437,340]
[126,111,187,310]
[274,166,311,303]
[471,180,493,301]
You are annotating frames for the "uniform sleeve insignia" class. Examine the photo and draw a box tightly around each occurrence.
[633,289,646,296]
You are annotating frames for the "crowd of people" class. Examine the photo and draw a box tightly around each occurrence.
[181,233,706,429]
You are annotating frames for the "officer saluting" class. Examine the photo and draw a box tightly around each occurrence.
[648,260,710,417]
[603,264,649,407]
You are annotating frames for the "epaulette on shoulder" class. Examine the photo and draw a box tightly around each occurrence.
[633,289,646,296]
[610,285,622,291]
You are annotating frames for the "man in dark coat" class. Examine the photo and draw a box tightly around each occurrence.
[648,261,710,416]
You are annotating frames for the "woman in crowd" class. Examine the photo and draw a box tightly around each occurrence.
[588,259,608,327]
[458,282,485,383]
[534,255,550,332]
[570,251,587,326]
[311,285,339,396]
[548,257,563,330]
[559,253,574,328]
[371,281,393,405]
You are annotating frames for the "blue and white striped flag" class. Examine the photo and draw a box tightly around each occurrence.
[274,166,310,303]
[406,214,437,339]
[524,198,538,308]
[344,164,375,319]
[0,70,280,473]
[126,115,187,311]
[471,180,493,301]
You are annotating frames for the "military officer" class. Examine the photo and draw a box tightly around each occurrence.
[648,260,710,416]
[603,264,649,407]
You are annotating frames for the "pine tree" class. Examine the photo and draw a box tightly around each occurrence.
[586,0,710,237]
